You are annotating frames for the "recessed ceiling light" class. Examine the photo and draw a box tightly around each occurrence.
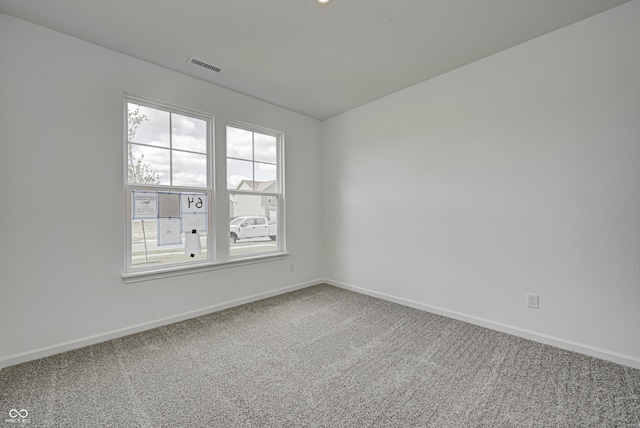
[317,0,332,4]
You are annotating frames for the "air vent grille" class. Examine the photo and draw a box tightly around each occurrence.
[187,57,222,73]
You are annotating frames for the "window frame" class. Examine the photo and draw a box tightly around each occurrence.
[121,98,288,284]
[226,121,286,258]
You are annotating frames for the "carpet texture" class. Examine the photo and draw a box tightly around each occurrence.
[1,284,639,427]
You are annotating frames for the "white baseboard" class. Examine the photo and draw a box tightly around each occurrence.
[0,279,323,371]
[324,278,640,370]
[4,278,638,371]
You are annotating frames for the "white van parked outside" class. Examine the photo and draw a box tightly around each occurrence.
[230,216,277,243]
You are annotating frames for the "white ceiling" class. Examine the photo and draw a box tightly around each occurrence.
[0,0,631,120]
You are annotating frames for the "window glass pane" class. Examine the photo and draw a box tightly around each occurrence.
[227,158,254,190]
[229,194,278,257]
[172,113,207,153]
[128,144,170,185]
[255,162,277,186]
[126,98,214,275]
[127,103,170,147]
[131,218,208,267]
[224,122,283,260]
[227,126,253,160]
[254,133,277,164]
[173,151,207,187]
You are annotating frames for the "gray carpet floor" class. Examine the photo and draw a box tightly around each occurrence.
[1,284,639,427]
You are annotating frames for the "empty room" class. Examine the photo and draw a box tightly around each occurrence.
[1,0,639,426]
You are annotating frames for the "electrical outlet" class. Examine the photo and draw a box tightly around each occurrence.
[289,263,294,272]
[526,293,539,309]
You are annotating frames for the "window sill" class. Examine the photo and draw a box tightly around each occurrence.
[121,252,290,284]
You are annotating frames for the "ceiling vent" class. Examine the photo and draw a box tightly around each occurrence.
[187,57,222,73]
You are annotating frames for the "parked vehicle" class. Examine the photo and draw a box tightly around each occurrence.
[230,216,276,243]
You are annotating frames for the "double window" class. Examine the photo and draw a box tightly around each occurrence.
[124,97,284,278]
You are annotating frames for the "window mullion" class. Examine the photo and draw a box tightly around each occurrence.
[251,131,256,190]
[169,113,173,186]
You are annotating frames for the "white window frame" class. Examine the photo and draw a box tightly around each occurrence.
[226,120,286,257]
[121,99,289,284]
[123,96,215,277]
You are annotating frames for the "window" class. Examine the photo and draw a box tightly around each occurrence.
[123,98,286,281]
[125,98,212,272]
[227,123,284,257]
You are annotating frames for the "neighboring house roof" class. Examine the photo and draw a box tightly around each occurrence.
[235,180,276,192]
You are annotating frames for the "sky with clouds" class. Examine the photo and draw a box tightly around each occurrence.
[128,104,278,190]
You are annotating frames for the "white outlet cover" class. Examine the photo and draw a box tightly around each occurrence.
[527,293,540,309]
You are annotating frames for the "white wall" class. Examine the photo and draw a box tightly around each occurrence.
[323,1,640,367]
[0,14,323,366]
